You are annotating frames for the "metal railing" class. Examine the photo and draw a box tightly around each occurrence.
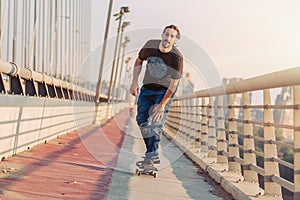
[0,59,108,102]
[0,59,128,161]
[165,66,300,200]
[0,0,84,79]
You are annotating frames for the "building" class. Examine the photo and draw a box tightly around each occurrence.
[274,87,293,142]
[222,78,244,119]
[177,72,195,95]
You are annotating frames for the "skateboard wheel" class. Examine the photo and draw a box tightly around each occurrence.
[138,172,141,176]
[153,173,157,178]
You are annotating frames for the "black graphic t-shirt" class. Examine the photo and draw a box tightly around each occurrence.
[138,40,183,90]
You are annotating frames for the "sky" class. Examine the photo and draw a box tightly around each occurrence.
[89,0,300,90]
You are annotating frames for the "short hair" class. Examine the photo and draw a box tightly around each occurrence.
[163,24,181,40]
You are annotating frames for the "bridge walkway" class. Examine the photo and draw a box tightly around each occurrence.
[0,109,232,200]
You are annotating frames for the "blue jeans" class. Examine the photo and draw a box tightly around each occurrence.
[136,86,174,162]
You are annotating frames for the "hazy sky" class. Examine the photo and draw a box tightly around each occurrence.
[90,0,300,89]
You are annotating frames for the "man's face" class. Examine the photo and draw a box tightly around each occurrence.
[161,28,178,49]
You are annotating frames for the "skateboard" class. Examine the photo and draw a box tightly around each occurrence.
[135,161,158,178]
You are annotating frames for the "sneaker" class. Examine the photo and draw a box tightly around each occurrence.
[154,157,160,165]
[142,159,152,166]
[140,156,160,165]
[143,160,157,171]
[136,159,152,168]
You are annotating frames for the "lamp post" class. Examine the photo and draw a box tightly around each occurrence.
[107,6,130,103]
[112,22,130,102]
[116,36,130,101]
[122,57,132,101]
[93,0,114,124]
[94,0,114,103]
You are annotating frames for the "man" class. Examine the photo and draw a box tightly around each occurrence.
[130,25,183,169]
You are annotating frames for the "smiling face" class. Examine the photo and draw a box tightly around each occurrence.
[161,28,179,49]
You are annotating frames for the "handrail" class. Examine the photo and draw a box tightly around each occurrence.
[0,59,107,101]
[175,66,300,100]
[165,66,300,200]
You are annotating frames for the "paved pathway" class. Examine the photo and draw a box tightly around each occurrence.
[0,109,232,200]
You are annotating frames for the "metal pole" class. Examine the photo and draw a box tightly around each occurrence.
[46,0,51,75]
[0,0,2,58]
[6,0,10,61]
[122,57,131,100]
[200,98,208,153]
[60,0,63,79]
[78,0,81,79]
[69,0,72,80]
[37,0,42,71]
[116,41,127,101]
[216,95,227,164]
[42,0,46,73]
[111,26,124,102]
[33,0,37,71]
[0,1,9,59]
[54,0,59,77]
[27,0,31,68]
[0,0,4,58]
[12,0,18,63]
[49,0,54,76]
[72,0,77,78]
[107,12,123,103]
[294,85,300,200]
[76,0,81,78]
[22,0,27,67]
[64,0,68,81]
[94,0,114,103]
[207,97,217,157]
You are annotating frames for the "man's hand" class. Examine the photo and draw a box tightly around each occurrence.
[152,104,165,122]
[130,58,143,96]
[151,78,179,122]
[130,83,139,96]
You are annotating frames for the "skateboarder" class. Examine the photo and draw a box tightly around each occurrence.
[130,25,183,170]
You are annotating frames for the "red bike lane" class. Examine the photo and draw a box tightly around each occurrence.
[0,109,130,200]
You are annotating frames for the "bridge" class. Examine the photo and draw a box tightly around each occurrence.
[0,1,299,200]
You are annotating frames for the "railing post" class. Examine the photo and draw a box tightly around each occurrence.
[185,99,191,142]
[0,73,7,94]
[10,75,24,95]
[200,98,208,154]
[174,100,182,138]
[181,99,188,141]
[217,95,228,164]
[195,98,201,149]
[243,92,258,182]
[208,96,217,158]
[263,89,282,197]
[228,94,241,173]
[294,85,300,200]
[175,101,181,136]
[166,101,181,137]
[190,98,197,146]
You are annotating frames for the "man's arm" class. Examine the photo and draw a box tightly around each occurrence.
[152,78,179,122]
[129,57,143,96]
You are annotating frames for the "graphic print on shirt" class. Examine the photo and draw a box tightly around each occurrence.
[147,56,167,79]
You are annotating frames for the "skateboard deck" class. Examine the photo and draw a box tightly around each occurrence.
[135,161,158,178]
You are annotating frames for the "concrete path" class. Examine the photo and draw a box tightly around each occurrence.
[0,109,232,200]
[107,111,232,200]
